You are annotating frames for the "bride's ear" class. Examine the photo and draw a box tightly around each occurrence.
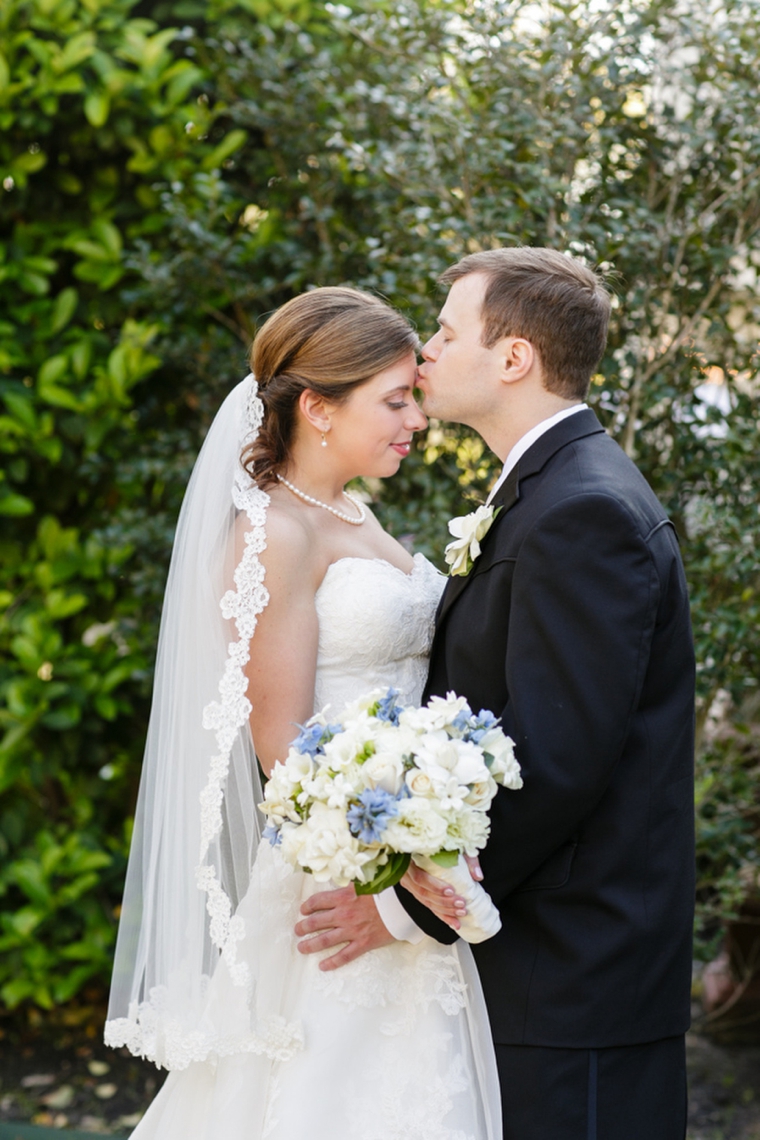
[298,388,331,434]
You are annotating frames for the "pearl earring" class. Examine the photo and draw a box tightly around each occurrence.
[321,431,328,448]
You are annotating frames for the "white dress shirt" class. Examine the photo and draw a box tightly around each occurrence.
[374,403,588,942]
[486,403,587,504]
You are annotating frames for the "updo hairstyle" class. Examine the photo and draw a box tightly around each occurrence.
[242,287,420,488]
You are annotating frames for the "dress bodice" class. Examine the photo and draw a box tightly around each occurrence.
[313,553,445,716]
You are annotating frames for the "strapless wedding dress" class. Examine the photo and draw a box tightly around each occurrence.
[129,555,501,1140]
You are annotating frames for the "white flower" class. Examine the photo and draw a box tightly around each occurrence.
[383,798,449,855]
[281,803,374,886]
[360,748,405,795]
[464,775,499,809]
[260,758,308,825]
[443,806,491,856]
[479,728,523,789]
[336,690,386,724]
[444,504,500,577]
[322,719,373,769]
[278,819,307,859]
[400,692,470,733]
[405,768,434,797]
[304,768,359,811]
[414,731,490,789]
[280,748,315,786]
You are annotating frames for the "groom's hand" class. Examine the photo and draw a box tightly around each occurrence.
[295,887,395,971]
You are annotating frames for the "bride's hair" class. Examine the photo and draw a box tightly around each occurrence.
[242,287,419,488]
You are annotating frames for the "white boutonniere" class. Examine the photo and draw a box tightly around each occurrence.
[444,504,502,577]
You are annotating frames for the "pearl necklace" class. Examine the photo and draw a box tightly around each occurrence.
[277,475,367,525]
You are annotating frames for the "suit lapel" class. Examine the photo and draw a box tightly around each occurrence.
[435,464,520,625]
[434,408,605,628]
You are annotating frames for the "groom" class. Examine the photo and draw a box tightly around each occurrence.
[297,248,696,1139]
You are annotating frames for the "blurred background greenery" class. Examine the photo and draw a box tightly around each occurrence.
[1,0,759,1022]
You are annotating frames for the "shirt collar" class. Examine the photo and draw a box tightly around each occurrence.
[486,404,587,505]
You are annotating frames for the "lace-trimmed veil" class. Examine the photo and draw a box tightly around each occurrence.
[106,375,279,1069]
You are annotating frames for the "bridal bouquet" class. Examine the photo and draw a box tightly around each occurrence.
[260,688,522,943]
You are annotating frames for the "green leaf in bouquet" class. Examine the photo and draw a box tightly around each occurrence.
[354,852,410,895]
[428,849,460,869]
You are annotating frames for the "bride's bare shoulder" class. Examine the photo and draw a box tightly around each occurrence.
[258,492,321,593]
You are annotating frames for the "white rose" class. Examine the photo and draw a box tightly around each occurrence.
[383,798,449,855]
[464,775,499,809]
[360,749,405,795]
[405,768,434,796]
[480,729,523,789]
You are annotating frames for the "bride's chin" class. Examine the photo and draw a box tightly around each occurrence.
[354,457,403,480]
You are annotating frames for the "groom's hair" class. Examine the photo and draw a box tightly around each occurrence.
[440,248,611,400]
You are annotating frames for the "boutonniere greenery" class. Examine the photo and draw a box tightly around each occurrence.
[444,504,502,577]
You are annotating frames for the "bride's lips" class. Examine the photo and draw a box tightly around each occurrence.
[390,441,412,457]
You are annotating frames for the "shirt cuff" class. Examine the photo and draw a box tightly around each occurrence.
[373,888,426,943]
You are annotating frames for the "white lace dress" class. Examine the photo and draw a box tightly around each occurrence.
[128,554,501,1140]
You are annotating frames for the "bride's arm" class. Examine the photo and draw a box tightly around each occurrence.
[244,509,320,775]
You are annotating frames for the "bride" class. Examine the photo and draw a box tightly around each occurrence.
[105,287,501,1139]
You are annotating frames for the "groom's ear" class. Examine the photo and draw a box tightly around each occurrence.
[500,336,536,385]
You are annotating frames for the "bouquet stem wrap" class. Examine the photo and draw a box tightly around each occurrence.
[413,855,501,943]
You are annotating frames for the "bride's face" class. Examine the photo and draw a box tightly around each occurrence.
[327,352,427,478]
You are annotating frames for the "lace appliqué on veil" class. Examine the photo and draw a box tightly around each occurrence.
[197,386,269,992]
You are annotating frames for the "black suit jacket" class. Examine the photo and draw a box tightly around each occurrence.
[399,409,695,1048]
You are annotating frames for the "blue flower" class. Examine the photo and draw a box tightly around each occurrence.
[464,708,500,743]
[346,787,401,844]
[263,822,282,847]
[291,720,339,757]
[375,688,403,726]
[450,708,471,733]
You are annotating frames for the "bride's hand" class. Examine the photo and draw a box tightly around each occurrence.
[401,862,472,930]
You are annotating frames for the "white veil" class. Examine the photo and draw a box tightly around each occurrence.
[105,375,279,1069]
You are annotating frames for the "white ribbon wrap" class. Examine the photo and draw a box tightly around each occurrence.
[413,854,501,943]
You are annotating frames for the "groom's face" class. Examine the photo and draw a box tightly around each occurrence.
[417,273,505,426]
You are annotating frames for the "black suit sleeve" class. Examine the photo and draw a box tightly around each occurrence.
[481,492,660,904]
[393,883,459,944]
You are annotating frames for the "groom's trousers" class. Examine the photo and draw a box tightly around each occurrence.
[496,1035,687,1140]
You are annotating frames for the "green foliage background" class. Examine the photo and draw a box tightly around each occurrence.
[1,0,759,1013]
